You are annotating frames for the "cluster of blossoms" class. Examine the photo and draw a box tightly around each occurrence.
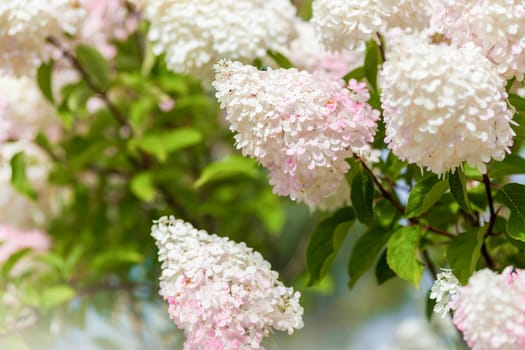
[213,60,379,210]
[380,30,515,175]
[431,0,525,80]
[278,19,364,80]
[0,0,85,77]
[431,268,525,350]
[139,0,297,81]
[311,0,430,50]
[151,216,304,350]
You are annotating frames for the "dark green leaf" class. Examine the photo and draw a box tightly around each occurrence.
[405,174,448,218]
[495,184,525,241]
[449,169,472,213]
[307,207,355,286]
[375,250,396,285]
[75,44,111,91]
[130,172,156,202]
[426,289,437,321]
[509,93,525,111]
[348,227,392,288]
[90,249,143,271]
[351,165,374,224]
[364,40,380,91]
[267,50,293,69]
[447,228,484,284]
[194,155,259,188]
[135,128,203,162]
[10,152,38,200]
[36,60,55,103]
[386,226,424,288]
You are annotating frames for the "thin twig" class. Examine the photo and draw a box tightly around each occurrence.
[354,153,455,239]
[422,250,437,280]
[482,173,497,237]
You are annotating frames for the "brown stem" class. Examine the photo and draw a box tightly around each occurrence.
[355,154,455,239]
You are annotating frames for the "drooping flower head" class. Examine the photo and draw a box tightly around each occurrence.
[151,216,304,350]
[213,60,379,210]
[380,30,515,175]
[431,0,525,80]
[140,0,297,82]
[0,0,86,77]
[311,0,431,50]
[451,267,525,350]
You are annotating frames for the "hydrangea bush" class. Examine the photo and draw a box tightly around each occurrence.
[1,0,525,349]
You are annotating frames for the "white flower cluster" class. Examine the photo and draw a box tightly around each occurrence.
[452,268,525,350]
[431,0,525,80]
[278,19,364,80]
[151,216,304,350]
[311,0,430,50]
[429,269,460,318]
[0,76,60,142]
[380,31,515,175]
[213,60,379,210]
[0,0,85,77]
[141,0,297,82]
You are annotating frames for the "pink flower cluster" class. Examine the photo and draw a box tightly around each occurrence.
[151,216,304,350]
[431,267,525,350]
[213,60,379,210]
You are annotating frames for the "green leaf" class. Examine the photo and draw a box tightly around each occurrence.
[495,183,525,241]
[90,249,143,271]
[348,227,392,288]
[10,152,38,200]
[1,248,32,278]
[41,285,76,311]
[509,93,525,111]
[194,155,259,188]
[307,207,355,286]
[130,172,156,202]
[490,155,525,177]
[364,40,380,91]
[405,174,448,218]
[375,250,396,285]
[426,289,437,321]
[447,228,484,284]
[267,50,293,69]
[448,170,472,213]
[351,165,374,224]
[36,60,55,103]
[136,128,203,162]
[386,226,424,288]
[75,44,111,91]
[343,66,365,83]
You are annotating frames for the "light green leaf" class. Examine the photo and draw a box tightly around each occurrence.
[495,183,525,241]
[449,170,472,213]
[75,44,111,91]
[130,172,156,202]
[351,165,374,224]
[405,174,448,218]
[447,228,484,285]
[41,285,76,311]
[348,227,392,288]
[36,60,55,103]
[1,248,32,278]
[490,155,525,178]
[267,50,293,69]
[90,249,143,271]
[10,152,38,200]
[194,155,258,188]
[136,128,203,162]
[307,207,355,286]
[386,226,424,288]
